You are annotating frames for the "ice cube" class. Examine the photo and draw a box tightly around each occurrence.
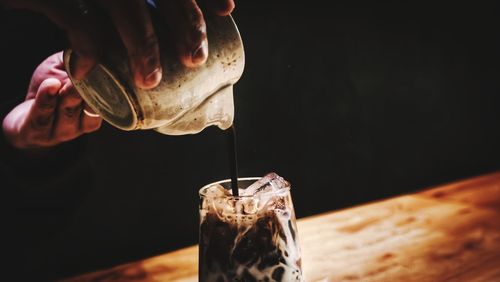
[203,183,231,198]
[244,172,290,196]
[241,198,258,214]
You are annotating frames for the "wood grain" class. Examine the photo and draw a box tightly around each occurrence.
[63,172,500,282]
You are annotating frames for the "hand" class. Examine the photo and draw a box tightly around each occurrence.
[3,0,235,89]
[2,52,102,150]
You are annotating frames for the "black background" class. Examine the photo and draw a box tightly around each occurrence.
[2,1,500,280]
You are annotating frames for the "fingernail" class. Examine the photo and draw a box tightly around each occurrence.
[191,41,208,65]
[143,67,162,88]
[139,51,162,89]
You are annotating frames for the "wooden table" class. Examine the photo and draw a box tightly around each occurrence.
[64,172,500,282]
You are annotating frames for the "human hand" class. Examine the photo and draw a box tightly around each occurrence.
[2,52,102,150]
[3,0,235,89]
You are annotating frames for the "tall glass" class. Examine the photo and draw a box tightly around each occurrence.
[198,175,304,281]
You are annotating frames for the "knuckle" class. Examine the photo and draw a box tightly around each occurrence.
[30,115,53,131]
[188,23,207,45]
[38,100,57,111]
[186,5,204,25]
[128,33,159,58]
[181,2,206,38]
[61,106,82,118]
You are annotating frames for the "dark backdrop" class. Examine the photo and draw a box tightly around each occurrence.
[2,1,500,280]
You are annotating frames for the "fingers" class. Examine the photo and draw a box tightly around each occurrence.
[199,0,235,16]
[24,79,102,148]
[26,52,69,100]
[7,0,235,91]
[2,50,104,149]
[7,78,62,148]
[52,82,102,142]
[27,78,61,135]
[37,1,102,80]
[66,32,100,80]
[52,82,83,142]
[81,104,102,133]
[101,0,162,89]
[157,0,208,68]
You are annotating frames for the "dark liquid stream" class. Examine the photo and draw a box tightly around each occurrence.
[226,126,239,196]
